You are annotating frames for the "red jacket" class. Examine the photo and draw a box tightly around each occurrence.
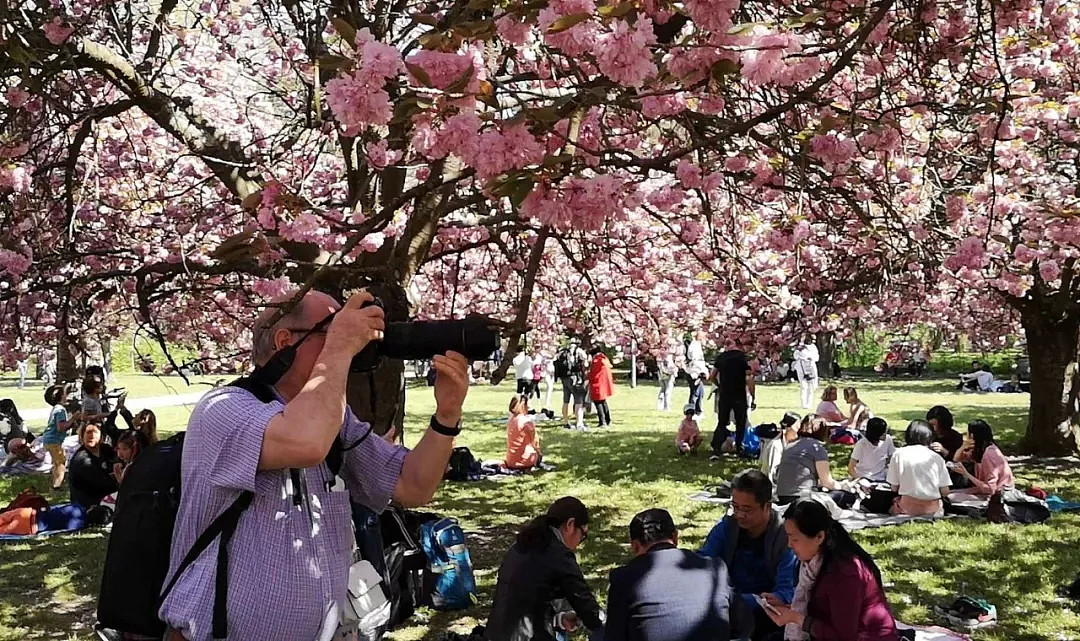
[588,354,615,401]
[807,555,899,641]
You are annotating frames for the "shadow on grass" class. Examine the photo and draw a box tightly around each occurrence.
[0,530,107,641]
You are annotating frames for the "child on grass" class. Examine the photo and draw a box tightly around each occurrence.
[676,404,703,455]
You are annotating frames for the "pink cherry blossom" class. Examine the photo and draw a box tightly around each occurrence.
[593,18,658,87]
[1039,259,1062,282]
[43,17,74,45]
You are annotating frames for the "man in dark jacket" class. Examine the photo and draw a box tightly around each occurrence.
[710,349,755,457]
[486,497,605,641]
[698,471,796,640]
[605,508,752,641]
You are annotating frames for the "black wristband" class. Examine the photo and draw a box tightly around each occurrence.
[429,415,461,437]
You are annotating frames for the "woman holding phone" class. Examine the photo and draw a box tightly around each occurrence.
[761,500,899,641]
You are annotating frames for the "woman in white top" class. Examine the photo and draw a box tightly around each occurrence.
[887,420,952,516]
[848,417,895,481]
[792,336,820,409]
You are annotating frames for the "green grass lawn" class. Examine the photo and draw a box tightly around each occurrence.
[2,377,1078,640]
[0,373,225,414]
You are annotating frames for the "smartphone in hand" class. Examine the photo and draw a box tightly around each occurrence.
[753,594,781,615]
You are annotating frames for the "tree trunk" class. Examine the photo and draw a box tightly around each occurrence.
[1020,306,1080,455]
[816,332,836,379]
[341,278,409,440]
[99,334,112,379]
[57,333,78,383]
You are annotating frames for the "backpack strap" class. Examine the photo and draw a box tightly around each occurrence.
[159,490,254,639]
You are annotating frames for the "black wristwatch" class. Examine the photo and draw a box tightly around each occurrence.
[430,414,461,437]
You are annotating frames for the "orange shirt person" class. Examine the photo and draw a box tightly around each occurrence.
[505,395,542,470]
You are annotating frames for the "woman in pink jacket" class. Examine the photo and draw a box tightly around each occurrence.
[588,349,614,428]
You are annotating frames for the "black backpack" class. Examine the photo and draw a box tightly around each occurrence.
[97,378,346,639]
[553,350,571,379]
[444,447,478,482]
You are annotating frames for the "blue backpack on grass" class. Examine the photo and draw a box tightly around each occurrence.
[419,517,477,610]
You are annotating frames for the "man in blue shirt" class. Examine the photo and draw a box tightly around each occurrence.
[699,470,797,640]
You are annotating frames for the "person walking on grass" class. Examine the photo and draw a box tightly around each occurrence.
[656,352,677,411]
[588,348,614,428]
[793,335,819,410]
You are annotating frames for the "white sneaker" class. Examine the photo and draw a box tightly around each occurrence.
[576,424,588,432]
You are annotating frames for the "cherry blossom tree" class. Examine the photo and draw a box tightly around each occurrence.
[3,0,1077,453]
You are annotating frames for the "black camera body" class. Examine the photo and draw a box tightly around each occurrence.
[350,302,501,372]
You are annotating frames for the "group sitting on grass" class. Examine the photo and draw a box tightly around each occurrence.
[0,383,159,511]
[741,399,1015,519]
[488,471,905,641]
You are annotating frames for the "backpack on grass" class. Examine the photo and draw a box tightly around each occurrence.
[420,518,478,610]
[444,447,479,482]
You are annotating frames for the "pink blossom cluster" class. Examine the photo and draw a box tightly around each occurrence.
[594,18,658,87]
[639,93,687,119]
[944,236,988,272]
[405,51,479,91]
[683,0,740,33]
[42,17,74,45]
[538,0,598,57]
[521,175,635,230]
[809,134,858,171]
[0,248,31,279]
[325,29,404,134]
[739,30,821,86]
[472,123,546,179]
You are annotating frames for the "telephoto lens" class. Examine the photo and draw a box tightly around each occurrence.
[350,311,501,372]
[380,317,501,361]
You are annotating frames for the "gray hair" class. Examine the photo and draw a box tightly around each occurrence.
[251,296,308,366]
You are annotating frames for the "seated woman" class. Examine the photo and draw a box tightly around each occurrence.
[775,414,836,505]
[843,387,872,430]
[0,398,31,448]
[887,421,952,516]
[926,405,964,460]
[815,387,847,424]
[505,395,542,470]
[760,411,801,483]
[68,423,119,509]
[763,500,899,641]
[485,497,604,641]
[112,429,150,485]
[848,417,894,482]
[948,420,1015,501]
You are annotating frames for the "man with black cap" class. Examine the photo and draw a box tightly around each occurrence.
[604,508,753,641]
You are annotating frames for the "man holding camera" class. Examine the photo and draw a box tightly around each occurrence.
[160,290,470,641]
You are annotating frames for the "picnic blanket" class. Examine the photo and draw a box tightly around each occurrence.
[898,622,971,641]
[443,460,558,482]
[687,491,979,532]
[0,525,89,542]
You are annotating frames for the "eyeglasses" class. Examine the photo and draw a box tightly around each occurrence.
[578,526,589,542]
[731,503,763,516]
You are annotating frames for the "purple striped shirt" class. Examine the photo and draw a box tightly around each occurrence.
[159,386,406,641]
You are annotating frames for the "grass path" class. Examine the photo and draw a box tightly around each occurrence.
[2,377,1078,640]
